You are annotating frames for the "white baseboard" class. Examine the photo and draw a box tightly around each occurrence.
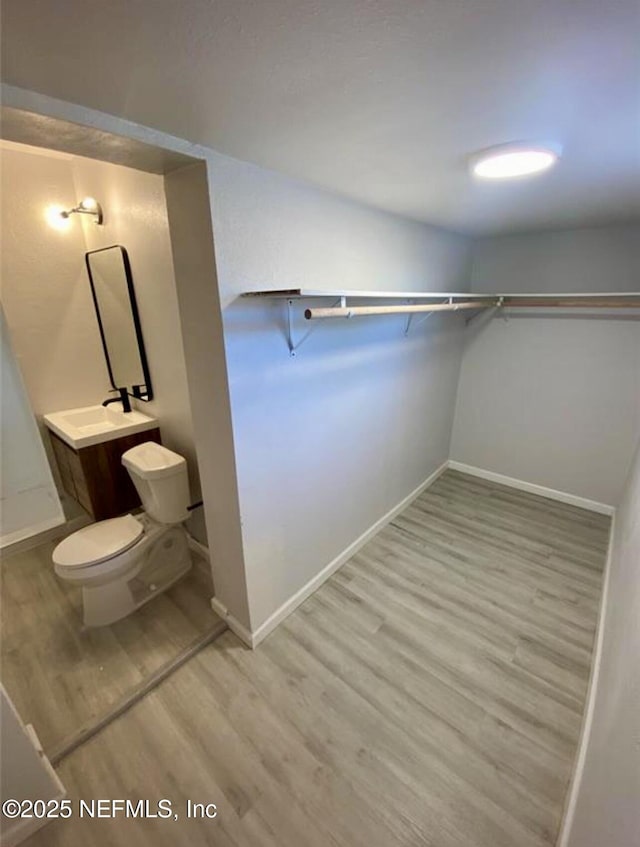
[186,535,255,648]
[209,596,254,648]
[0,514,65,551]
[247,460,450,649]
[555,513,615,847]
[1,512,91,558]
[447,461,614,516]
[185,535,251,646]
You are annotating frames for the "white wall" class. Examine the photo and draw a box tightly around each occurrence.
[164,162,250,626]
[208,155,472,631]
[471,224,640,293]
[0,308,64,546]
[561,440,640,847]
[451,225,640,507]
[0,142,109,415]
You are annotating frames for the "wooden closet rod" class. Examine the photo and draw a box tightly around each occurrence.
[305,295,640,320]
[304,300,498,320]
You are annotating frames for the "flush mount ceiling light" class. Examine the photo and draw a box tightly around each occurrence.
[59,196,104,225]
[470,143,560,180]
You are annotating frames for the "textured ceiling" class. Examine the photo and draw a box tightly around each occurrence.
[2,0,639,234]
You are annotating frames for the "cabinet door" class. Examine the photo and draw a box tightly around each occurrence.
[66,448,93,514]
[49,434,77,501]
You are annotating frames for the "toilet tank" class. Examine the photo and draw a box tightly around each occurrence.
[121,442,190,524]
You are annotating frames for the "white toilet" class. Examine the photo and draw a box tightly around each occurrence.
[53,442,192,627]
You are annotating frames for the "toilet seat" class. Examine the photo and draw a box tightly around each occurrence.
[53,515,144,569]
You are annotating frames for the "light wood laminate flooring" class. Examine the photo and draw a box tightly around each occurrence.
[24,471,609,846]
[1,538,221,751]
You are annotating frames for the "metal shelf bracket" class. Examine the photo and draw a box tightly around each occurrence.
[286,297,343,356]
[406,298,456,335]
[405,308,436,335]
[466,296,505,326]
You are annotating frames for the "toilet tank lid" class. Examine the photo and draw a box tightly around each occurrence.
[122,442,186,479]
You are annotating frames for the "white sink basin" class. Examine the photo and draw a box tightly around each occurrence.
[44,404,158,449]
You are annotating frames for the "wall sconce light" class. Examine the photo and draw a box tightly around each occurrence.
[60,197,104,225]
[45,205,72,231]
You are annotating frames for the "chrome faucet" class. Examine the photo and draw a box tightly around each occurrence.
[102,387,132,413]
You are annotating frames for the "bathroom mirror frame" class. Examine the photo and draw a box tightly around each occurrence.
[85,245,153,402]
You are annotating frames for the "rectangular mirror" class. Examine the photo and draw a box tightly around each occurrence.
[85,245,153,401]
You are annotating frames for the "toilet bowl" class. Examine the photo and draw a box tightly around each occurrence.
[53,442,192,627]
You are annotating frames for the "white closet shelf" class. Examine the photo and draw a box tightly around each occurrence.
[242,288,640,302]
[240,289,640,356]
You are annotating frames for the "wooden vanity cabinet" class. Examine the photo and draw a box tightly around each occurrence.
[49,429,161,520]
